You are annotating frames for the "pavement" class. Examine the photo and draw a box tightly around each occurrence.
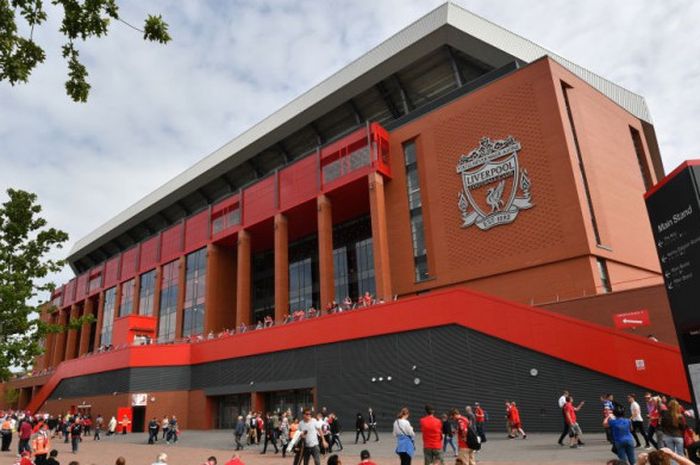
[0,430,641,465]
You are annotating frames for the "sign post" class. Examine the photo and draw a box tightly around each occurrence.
[644,161,700,420]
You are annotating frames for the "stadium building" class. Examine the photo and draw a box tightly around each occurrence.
[1,3,688,432]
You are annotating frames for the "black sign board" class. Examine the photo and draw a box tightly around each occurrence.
[645,162,700,418]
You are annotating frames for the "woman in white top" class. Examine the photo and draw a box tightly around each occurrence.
[393,407,415,465]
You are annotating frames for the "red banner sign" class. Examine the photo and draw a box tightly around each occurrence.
[613,310,650,329]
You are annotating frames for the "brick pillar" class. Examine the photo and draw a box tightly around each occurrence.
[93,291,105,350]
[274,214,289,322]
[368,172,392,301]
[52,309,68,367]
[175,256,186,339]
[64,304,80,361]
[317,194,335,309]
[205,243,237,333]
[236,230,252,327]
[78,298,94,356]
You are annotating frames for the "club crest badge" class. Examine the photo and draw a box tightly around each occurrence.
[456,136,533,230]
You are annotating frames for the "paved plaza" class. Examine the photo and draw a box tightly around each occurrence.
[0,430,631,465]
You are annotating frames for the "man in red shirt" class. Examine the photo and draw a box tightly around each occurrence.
[474,403,487,443]
[564,395,584,448]
[419,405,443,465]
[451,408,475,465]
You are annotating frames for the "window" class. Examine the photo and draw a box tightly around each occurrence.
[289,258,313,312]
[252,250,274,323]
[88,274,102,292]
[287,235,319,313]
[403,141,430,281]
[158,260,179,342]
[332,216,374,302]
[119,279,135,317]
[139,270,157,316]
[100,287,117,346]
[596,258,612,293]
[630,126,653,191]
[561,81,603,246]
[183,248,207,337]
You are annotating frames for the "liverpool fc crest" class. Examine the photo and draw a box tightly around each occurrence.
[456,136,533,230]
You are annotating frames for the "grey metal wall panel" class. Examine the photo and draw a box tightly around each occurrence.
[52,325,663,432]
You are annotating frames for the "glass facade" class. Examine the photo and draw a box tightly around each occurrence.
[289,236,319,312]
[88,274,102,293]
[252,250,274,324]
[118,279,135,317]
[100,287,117,346]
[158,260,179,342]
[332,215,375,301]
[138,269,156,316]
[183,248,207,337]
[403,141,429,281]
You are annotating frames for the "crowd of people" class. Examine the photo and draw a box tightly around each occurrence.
[5,389,700,465]
[555,389,700,465]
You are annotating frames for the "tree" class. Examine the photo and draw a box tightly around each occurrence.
[0,0,171,102]
[0,188,69,381]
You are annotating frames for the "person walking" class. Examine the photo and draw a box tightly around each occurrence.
[166,416,178,444]
[563,395,584,448]
[660,399,686,456]
[18,417,33,454]
[261,412,279,454]
[367,408,379,442]
[473,403,487,443]
[393,407,415,465]
[605,404,636,465]
[299,408,327,465]
[419,405,443,465]
[32,426,51,465]
[93,414,103,440]
[557,390,570,446]
[234,416,246,451]
[441,413,456,457]
[161,416,170,441]
[508,402,527,439]
[627,394,651,449]
[108,416,117,436]
[328,413,342,452]
[70,417,82,454]
[0,415,12,451]
[120,415,131,435]
[452,408,476,465]
[148,417,159,444]
[355,413,367,444]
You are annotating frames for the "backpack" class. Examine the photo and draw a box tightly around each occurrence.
[466,426,481,451]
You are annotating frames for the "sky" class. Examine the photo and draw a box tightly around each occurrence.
[1,0,699,293]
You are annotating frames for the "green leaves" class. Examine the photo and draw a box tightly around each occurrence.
[143,14,170,44]
[0,0,170,102]
[0,188,69,381]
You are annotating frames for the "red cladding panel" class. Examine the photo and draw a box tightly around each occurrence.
[243,177,275,226]
[120,246,138,280]
[279,156,318,211]
[63,279,77,306]
[212,194,240,215]
[103,256,120,288]
[139,236,159,272]
[185,211,209,252]
[160,224,183,263]
[75,274,88,301]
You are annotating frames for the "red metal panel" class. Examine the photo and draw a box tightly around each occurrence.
[243,177,276,227]
[63,279,77,307]
[212,193,240,215]
[103,256,120,288]
[27,288,689,414]
[75,273,88,301]
[185,210,209,253]
[279,156,319,211]
[120,246,138,280]
[160,223,183,263]
[139,236,159,273]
